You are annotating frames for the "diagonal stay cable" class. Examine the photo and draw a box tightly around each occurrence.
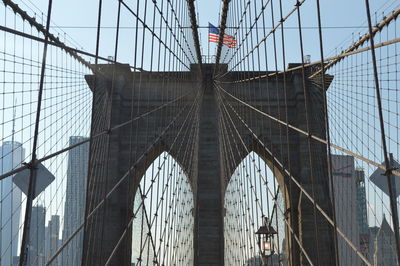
[215,0,230,68]
[218,37,400,84]
[216,86,315,265]
[216,83,400,177]
[0,24,145,71]
[218,0,306,77]
[118,0,191,70]
[44,88,201,266]
[364,0,400,261]
[187,0,202,66]
[216,82,372,266]
[309,7,400,79]
[0,92,190,181]
[2,0,92,70]
[105,96,199,265]
[18,0,53,264]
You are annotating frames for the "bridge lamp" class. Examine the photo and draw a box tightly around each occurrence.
[255,217,277,263]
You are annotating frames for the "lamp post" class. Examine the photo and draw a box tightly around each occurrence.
[255,217,277,265]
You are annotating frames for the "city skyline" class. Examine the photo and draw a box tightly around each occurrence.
[0,137,90,265]
[1,0,399,263]
[0,138,398,263]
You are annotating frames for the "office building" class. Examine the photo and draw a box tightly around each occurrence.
[61,137,89,266]
[0,141,24,266]
[46,215,60,265]
[369,216,398,265]
[27,205,46,266]
[332,155,361,266]
[355,168,369,259]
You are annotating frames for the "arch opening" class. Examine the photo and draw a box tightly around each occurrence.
[224,151,288,266]
[131,151,194,266]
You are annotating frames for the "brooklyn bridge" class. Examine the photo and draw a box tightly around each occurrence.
[0,0,400,265]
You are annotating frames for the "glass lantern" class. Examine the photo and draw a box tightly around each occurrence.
[255,217,277,264]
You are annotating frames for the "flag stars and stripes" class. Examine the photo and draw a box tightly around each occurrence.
[208,23,237,48]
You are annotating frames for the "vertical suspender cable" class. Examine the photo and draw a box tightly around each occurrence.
[187,0,202,69]
[215,0,229,71]
[314,1,340,264]
[364,0,400,263]
[81,0,103,264]
[18,0,53,265]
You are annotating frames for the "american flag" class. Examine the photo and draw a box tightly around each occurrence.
[208,23,236,48]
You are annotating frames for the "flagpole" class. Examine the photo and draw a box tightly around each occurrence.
[207,23,210,63]
[208,38,210,63]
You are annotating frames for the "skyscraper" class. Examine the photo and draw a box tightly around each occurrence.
[0,141,25,266]
[355,168,369,259]
[61,136,89,266]
[331,155,361,266]
[45,215,60,265]
[27,205,46,266]
[369,216,398,265]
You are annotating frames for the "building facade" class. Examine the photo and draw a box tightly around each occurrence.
[27,206,46,266]
[355,168,370,260]
[369,216,398,265]
[46,215,60,265]
[61,136,89,266]
[0,141,25,266]
[331,155,362,266]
